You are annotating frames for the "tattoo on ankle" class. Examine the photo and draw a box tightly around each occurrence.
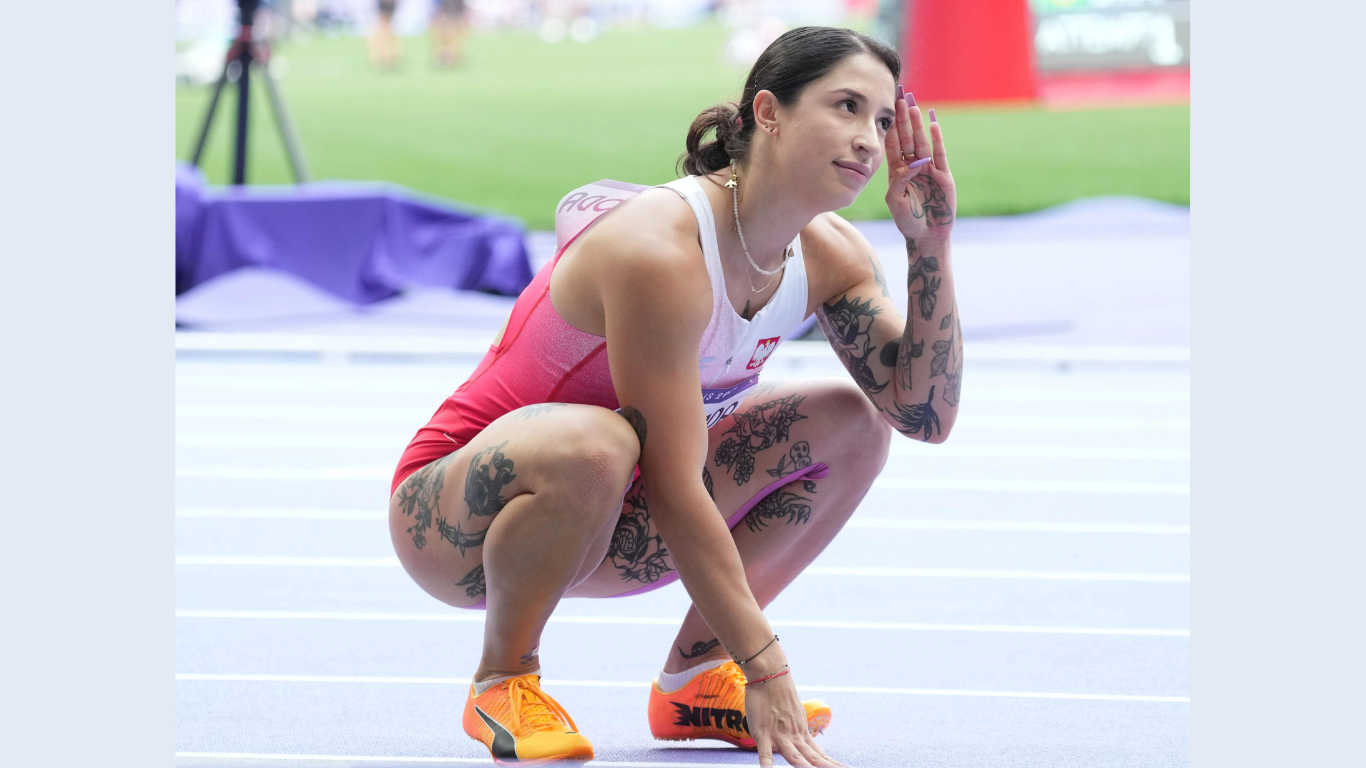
[464,442,516,518]
[455,563,486,599]
[520,647,539,666]
[678,638,720,659]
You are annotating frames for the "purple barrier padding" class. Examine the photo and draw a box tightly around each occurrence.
[176,167,532,303]
[176,164,207,294]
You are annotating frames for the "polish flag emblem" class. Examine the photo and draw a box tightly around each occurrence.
[746,337,781,370]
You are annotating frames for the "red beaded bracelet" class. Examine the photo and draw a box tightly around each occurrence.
[745,664,790,687]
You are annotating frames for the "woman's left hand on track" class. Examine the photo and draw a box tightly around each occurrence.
[883,91,957,242]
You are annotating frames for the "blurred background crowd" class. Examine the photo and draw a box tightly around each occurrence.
[175,0,1189,229]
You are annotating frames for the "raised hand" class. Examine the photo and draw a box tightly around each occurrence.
[883,86,957,243]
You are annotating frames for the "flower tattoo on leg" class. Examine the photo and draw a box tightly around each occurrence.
[607,484,672,585]
[714,394,808,485]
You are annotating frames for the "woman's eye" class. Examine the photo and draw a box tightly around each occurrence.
[839,100,856,113]
[879,118,893,131]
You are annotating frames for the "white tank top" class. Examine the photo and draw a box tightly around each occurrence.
[658,176,812,426]
[551,176,811,428]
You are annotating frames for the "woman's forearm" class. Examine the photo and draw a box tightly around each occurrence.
[645,482,785,670]
[890,235,961,441]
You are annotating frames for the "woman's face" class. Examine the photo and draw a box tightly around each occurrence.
[771,53,897,211]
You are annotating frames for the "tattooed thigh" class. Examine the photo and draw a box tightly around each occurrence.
[391,404,636,607]
[390,440,517,607]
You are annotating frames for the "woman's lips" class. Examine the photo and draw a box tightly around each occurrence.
[833,160,871,180]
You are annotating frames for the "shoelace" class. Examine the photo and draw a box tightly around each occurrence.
[716,661,747,692]
[506,676,579,734]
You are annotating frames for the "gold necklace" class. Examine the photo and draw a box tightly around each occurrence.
[727,163,792,295]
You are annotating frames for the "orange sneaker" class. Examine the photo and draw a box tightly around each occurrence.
[462,673,594,765]
[647,661,833,748]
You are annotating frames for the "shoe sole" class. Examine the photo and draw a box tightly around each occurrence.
[497,748,592,759]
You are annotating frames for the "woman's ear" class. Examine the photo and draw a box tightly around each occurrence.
[752,90,780,134]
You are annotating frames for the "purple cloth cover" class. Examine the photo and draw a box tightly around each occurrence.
[175,163,532,302]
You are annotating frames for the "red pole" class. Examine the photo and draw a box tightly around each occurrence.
[901,0,1038,103]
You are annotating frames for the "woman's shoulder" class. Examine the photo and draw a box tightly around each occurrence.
[800,211,874,264]
[584,185,706,276]
[799,211,880,296]
[565,185,712,325]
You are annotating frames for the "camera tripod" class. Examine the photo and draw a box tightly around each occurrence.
[189,0,310,185]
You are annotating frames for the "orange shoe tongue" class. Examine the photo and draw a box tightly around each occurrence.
[510,677,569,732]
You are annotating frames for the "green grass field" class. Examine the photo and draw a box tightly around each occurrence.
[175,24,1189,230]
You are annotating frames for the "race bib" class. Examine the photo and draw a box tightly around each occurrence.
[702,374,759,429]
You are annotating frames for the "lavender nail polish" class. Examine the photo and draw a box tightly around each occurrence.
[906,91,917,107]
[909,157,933,169]
[929,108,937,123]
[896,84,905,101]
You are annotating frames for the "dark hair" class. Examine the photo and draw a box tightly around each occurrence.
[678,26,901,177]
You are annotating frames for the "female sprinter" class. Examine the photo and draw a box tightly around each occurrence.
[389,26,961,767]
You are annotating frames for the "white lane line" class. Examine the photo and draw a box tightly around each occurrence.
[174,405,1189,431]
[176,377,1188,403]
[804,566,1188,582]
[172,556,1189,582]
[176,465,392,480]
[174,507,1189,534]
[872,479,1189,494]
[174,673,1188,703]
[176,555,399,567]
[890,444,1189,460]
[175,753,742,767]
[177,434,407,449]
[178,507,388,519]
[848,519,1189,534]
[174,609,1190,637]
[176,754,491,766]
[175,435,1191,462]
[173,466,1190,494]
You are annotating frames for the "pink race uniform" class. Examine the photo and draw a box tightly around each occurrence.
[392,176,829,606]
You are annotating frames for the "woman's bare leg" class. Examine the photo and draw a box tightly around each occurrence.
[562,379,893,673]
[390,404,640,681]
[662,381,891,672]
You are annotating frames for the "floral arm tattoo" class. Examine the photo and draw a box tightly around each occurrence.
[818,235,961,440]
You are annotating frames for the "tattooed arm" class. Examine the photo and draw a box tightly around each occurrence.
[596,206,785,671]
[809,219,960,442]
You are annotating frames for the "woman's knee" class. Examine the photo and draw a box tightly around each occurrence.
[540,407,640,509]
[819,381,893,468]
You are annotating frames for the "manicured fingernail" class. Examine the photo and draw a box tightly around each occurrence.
[909,157,933,169]
[896,84,905,101]
[929,108,937,123]
[906,91,917,106]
